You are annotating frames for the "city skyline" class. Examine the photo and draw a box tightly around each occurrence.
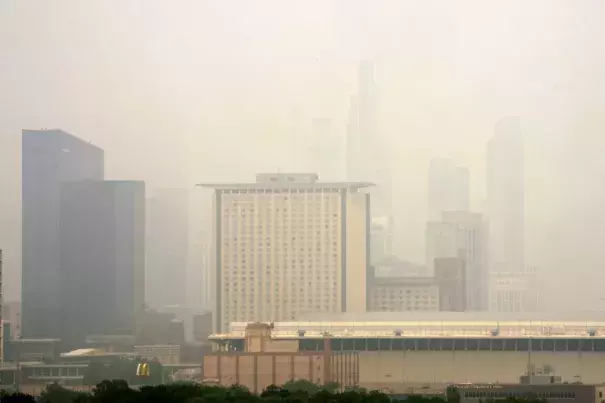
[3,0,605,315]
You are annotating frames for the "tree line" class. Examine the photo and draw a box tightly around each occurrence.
[0,381,549,403]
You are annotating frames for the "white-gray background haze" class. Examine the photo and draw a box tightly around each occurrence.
[1,0,604,310]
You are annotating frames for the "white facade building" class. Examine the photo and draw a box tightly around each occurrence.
[369,276,439,312]
[489,268,538,312]
[202,173,371,332]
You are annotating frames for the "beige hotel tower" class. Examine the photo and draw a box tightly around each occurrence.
[201,173,372,332]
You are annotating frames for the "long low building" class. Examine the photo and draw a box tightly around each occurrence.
[209,315,605,387]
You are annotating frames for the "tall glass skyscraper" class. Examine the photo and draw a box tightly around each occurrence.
[21,129,104,339]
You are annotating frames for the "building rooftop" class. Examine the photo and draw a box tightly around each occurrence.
[210,314,605,339]
[22,128,103,151]
[13,338,61,343]
[198,173,373,191]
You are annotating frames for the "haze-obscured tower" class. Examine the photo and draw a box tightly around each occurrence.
[146,189,189,309]
[487,117,525,272]
[347,62,393,256]
[21,129,104,339]
[59,181,145,348]
[202,173,371,332]
[426,212,487,311]
[308,118,344,181]
[428,159,470,221]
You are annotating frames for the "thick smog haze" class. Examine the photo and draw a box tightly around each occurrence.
[2,0,605,312]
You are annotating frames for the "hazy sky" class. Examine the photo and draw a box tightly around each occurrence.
[2,0,605,309]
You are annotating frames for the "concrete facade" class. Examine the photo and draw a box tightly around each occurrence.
[202,173,371,332]
[435,257,466,312]
[457,383,605,403]
[213,317,605,387]
[368,276,439,312]
[204,323,358,393]
[489,269,539,312]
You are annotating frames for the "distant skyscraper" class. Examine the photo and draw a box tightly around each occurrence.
[21,129,104,339]
[426,211,487,311]
[59,180,145,348]
[146,189,189,309]
[427,159,470,221]
[308,118,344,181]
[487,117,525,272]
[347,62,393,253]
[202,173,371,332]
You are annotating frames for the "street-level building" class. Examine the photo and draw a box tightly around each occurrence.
[457,383,605,403]
[204,322,358,393]
[210,313,605,388]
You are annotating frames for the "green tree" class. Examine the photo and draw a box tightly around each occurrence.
[84,361,107,386]
[0,391,37,403]
[446,386,461,403]
[282,380,322,396]
[39,383,90,403]
[92,379,137,403]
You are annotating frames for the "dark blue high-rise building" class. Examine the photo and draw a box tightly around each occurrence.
[59,181,145,348]
[21,129,104,339]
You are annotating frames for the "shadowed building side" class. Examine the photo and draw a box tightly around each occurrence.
[58,180,145,349]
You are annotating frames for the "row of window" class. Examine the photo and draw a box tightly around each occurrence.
[280,338,605,352]
[221,189,343,194]
[371,306,437,312]
[463,391,576,399]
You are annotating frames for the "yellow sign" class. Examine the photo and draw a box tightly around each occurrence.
[136,363,151,377]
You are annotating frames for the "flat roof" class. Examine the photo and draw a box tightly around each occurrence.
[22,128,103,152]
[13,338,61,343]
[197,182,374,191]
[297,311,605,322]
[211,318,605,339]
